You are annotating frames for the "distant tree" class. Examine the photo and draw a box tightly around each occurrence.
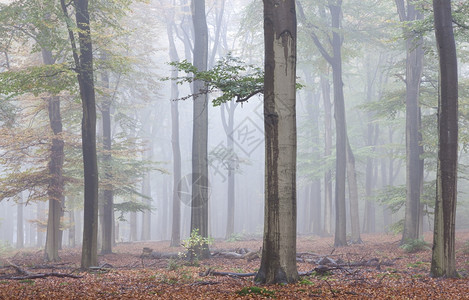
[298,0,355,247]
[254,0,298,284]
[99,53,113,254]
[430,0,458,278]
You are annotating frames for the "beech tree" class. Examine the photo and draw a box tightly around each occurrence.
[430,0,458,278]
[254,0,298,284]
[60,0,99,269]
[190,0,210,259]
[395,0,425,244]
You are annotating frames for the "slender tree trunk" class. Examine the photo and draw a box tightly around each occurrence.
[37,201,44,247]
[16,200,23,249]
[396,0,424,243]
[141,160,152,241]
[69,209,75,248]
[255,0,298,284]
[431,0,458,278]
[190,0,210,259]
[304,71,322,236]
[169,35,182,245]
[321,75,333,236]
[329,1,347,247]
[221,101,237,239]
[41,48,64,262]
[346,139,361,244]
[100,58,114,254]
[130,212,137,242]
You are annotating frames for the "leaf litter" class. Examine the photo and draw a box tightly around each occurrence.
[1,231,469,299]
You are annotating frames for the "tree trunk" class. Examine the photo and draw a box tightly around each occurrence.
[100,56,114,254]
[321,75,333,236]
[396,0,424,244]
[60,0,99,269]
[255,0,298,284]
[430,0,458,278]
[221,101,237,239]
[346,139,361,244]
[164,3,184,247]
[69,209,75,248]
[169,29,182,246]
[16,200,24,249]
[190,0,210,259]
[41,48,64,262]
[141,161,152,241]
[130,212,137,242]
[329,1,347,247]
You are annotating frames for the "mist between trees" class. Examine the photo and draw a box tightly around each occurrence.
[0,0,466,279]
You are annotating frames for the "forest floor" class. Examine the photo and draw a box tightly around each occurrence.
[1,231,469,299]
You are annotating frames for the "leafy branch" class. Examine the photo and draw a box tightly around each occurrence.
[164,53,264,106]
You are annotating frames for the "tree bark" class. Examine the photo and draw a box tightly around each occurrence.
[346,139,361,244]
[100,64,113,254]
[41,48,64,262]
[190,0,210,259]
[69,209,75,248]
[329,0,347,247]
[16,200,23,249]
[430,0,458,278]
[221,101,237,239]
[61,0,99,269]
[321,75,333,236]
[395,0,425,244]
[255,0,298,284]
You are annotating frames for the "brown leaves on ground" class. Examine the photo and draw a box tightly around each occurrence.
[1,231,469,299]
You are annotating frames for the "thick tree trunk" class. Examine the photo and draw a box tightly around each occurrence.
[190,0,210,259]
[255,0,298,284]
[431,0,458,278]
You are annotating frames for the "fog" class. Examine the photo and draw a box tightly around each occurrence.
[0,0,468,254]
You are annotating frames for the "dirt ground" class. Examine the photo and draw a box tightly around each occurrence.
[1,231,469,299]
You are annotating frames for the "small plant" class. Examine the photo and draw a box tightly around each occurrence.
[462,240,469,254]
[19,279,34,285]
[299,278,314,285]
[231,267,245,273]
[179,229,213,265]
[311,270,331,279]
[226,232,243,242]
[167,258,180,271]
[400,239,430,253]
[236,286,275,297]
[0,240,12,256]
[407,261,429,269]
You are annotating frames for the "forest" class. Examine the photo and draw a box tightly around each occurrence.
[0,0,468,298]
